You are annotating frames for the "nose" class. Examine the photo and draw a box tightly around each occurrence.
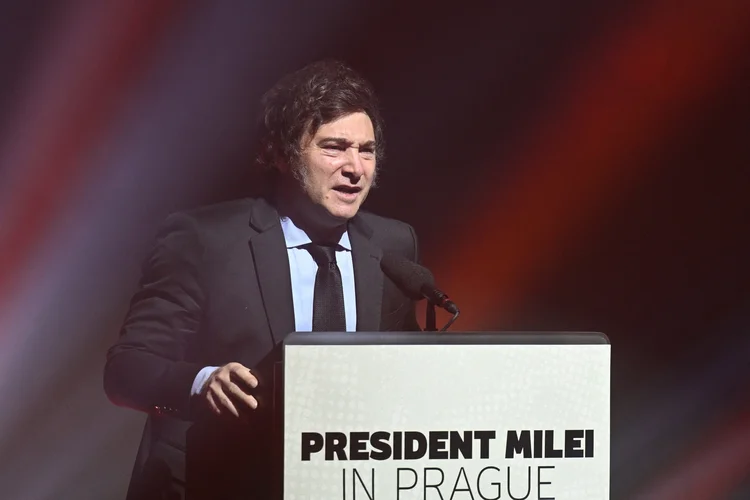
[342,147,365,179]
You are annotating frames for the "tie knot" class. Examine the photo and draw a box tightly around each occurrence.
[305,243,338,267]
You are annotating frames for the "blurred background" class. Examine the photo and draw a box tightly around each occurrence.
[1,1,749,498]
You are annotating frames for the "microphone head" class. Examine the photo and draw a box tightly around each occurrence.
[380,252,434,300]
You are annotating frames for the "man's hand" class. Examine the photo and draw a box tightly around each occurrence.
[200,362,259,418]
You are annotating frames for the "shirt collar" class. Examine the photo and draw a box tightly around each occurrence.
[279,216,351,251]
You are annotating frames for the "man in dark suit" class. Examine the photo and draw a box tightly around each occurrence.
[103,60,421,499]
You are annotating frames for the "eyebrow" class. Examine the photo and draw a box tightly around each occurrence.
[318,137,376,149]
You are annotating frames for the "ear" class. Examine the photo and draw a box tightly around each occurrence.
[273,153,290,174]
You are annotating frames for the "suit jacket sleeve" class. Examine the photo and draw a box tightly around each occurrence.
[103,212,205,419]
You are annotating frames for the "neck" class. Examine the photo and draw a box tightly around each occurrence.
[273,182,347,244]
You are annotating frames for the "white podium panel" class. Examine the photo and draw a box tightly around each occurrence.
[282,332,610,500]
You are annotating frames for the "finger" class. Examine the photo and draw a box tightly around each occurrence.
[224,381,258,410]
[212,388,240,418]
[206,391,221,416]
[230,366,259,389]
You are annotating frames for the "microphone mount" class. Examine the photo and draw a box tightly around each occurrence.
[424,289,460,332]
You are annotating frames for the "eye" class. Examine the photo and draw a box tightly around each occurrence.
[323,144,346,151]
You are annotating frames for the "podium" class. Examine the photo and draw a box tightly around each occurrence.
[276,331,610,500]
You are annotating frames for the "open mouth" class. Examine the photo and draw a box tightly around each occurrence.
[333,186,361,194]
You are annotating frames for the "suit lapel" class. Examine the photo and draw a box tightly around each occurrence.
[248,198,295,346]
[349,216,383,332]
[247,199,384,339]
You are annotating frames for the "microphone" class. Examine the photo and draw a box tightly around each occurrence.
[380,253,459,315]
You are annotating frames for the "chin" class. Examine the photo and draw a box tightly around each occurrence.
[324,204,360,222]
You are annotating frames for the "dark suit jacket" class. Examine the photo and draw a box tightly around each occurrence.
[104,197,420,500]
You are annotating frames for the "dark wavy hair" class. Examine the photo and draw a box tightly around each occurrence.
[256,60,385,173]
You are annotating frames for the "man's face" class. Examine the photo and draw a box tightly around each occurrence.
[290,111,377,224]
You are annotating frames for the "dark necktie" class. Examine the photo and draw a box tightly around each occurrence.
[306,243,346,332]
